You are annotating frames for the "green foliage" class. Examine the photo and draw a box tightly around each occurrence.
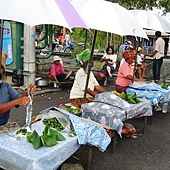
[109,0,170,13]
[159,0,170,14]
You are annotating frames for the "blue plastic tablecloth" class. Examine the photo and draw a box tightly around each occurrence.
[0,122,79,170]
[126,82,170,106]
[0,108,111,170]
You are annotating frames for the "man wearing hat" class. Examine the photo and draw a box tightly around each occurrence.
[70,49,106,108]
[49,56,72,84]
[116,50,145,93]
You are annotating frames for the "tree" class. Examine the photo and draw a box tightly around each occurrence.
[109,0,170,14]
[159,0,170,14]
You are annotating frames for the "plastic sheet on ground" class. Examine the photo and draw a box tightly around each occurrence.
[127,82,170,106]
[81,92,152,136]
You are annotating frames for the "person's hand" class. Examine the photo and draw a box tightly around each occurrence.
[139,78,146,82]
[27,83,36,95]
[56,80,60,84]
[16,96,30,107]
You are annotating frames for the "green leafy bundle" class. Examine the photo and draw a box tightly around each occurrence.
[26,125,66,150]
[161,83,169,90]
[118,92,140,104]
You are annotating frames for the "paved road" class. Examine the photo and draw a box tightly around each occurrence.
[9,83,170,170]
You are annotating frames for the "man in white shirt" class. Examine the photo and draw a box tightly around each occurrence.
[148,31,165,83]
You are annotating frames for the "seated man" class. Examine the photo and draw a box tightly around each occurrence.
[49,56,72,85]
[70,49,106,108]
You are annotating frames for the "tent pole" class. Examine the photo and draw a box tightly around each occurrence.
[83,30,97,103]
[132,35,139,83]
[0,20,3,67]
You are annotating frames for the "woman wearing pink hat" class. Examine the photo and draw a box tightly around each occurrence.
[116,50,145,93]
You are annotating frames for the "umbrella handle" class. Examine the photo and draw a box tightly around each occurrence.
[132,32,139,83]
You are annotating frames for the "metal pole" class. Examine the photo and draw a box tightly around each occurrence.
[23,25,36,87]
[0,20,4,67]
[83,30,97,103]
[132,30,139,83]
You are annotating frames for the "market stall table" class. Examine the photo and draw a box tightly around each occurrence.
[126,82,170,107]
[82,92,152,136]
[0,122,80,170]
[0,108,110,170]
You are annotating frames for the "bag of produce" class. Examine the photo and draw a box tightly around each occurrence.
[40,109,71,133]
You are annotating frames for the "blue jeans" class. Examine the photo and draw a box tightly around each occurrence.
[153,57,163,82]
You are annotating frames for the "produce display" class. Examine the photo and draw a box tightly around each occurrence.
[161,82,169,90]
[26,125,66,150]
[111,90,120,96]
[63,107,80,114]
[43,117,64,132]
[16,128,27,135]
[118,92,140,104]
[26,130,42,150]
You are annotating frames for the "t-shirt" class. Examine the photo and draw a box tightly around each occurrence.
[0,82,20,126]
[70,68,99,99]
[154,37,165,59]
[102,53,117,69]
[65,34,70,41]
[137,54,143,65]
[50,63,64,77]
[116,61,134,87]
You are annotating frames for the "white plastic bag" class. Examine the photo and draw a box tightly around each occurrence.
[40,109,71,133]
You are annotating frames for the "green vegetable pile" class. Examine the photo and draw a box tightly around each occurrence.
[16,128,27,135]
[63,107,80,114]
[161,82,169,90]
[26,125,66,150]
[118,92,140,104]
[43,117,64,132]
